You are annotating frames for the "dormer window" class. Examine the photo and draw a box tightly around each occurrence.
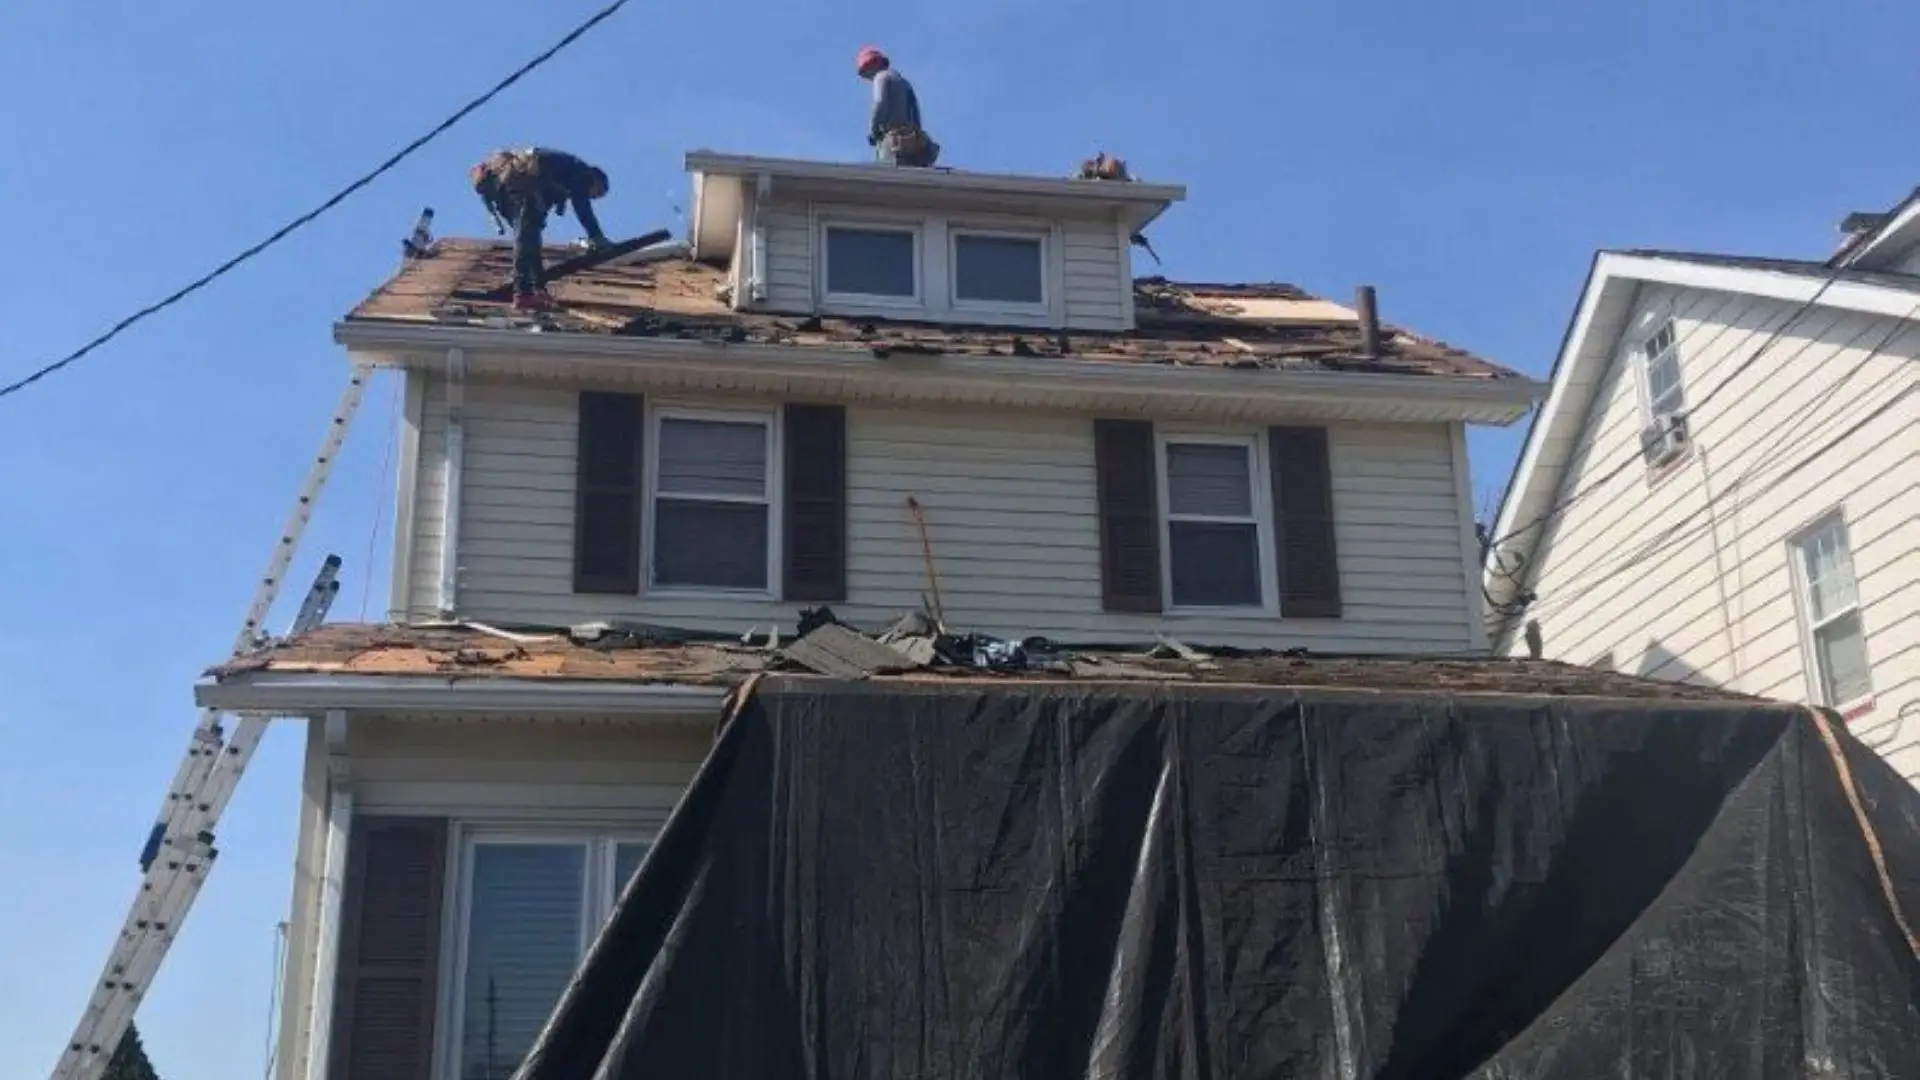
[952,231,1045,308]
[822,224,919,303]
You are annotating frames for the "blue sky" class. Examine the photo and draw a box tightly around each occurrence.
[0,1,1914,1077]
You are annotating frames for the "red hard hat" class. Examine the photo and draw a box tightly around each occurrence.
[855,46,887,74]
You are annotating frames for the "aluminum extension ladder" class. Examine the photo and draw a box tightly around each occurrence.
[51,362,373,1080]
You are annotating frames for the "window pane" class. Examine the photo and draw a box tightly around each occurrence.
[1816,611,1873,705]
[657,418,766,498]
[1166,443,1253,518]
[1802,524,1858,621]
[613,842,651,899]
[954,235,1043,304]
[654,499,769,589]
[1169,521,1261,606]
[460,844,586,1080]
[826,228,916,297]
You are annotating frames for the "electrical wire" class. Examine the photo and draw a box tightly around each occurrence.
[1484,268,1848,556]
[0,0,634,402]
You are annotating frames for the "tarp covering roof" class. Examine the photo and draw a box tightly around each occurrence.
[514,679,1920,1079]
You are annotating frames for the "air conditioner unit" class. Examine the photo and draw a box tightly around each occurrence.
[1639,413,1690,466]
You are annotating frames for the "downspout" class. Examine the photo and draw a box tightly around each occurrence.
[437,348,466,618]
[1697,446,1746,689]
[304,711,353,1080]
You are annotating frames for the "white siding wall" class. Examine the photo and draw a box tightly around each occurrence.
[752,196,1130,331]
[1506,284,1920,779]
[401,378,1479,652]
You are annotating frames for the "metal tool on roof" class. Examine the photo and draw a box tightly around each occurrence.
[469,228,674,302]
[904,495,948,634]
[51,364,373,1080]
[401,207,436,261]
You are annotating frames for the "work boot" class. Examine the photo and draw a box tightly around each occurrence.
[513,290,556,312]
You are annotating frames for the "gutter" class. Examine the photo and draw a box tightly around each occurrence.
[332,320,1543,423]
[194,673,731,716]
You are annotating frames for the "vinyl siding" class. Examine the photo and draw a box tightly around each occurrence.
[751,196,1130,331]
[401,378,1479,652]
[1503,283,1920,780]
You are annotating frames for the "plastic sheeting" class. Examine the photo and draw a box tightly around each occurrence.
[515,680,1920,1080]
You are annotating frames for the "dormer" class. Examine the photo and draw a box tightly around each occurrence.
[684,151,1184,332]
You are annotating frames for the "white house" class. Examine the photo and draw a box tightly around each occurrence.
[1484,187,1920,785]
[197,149,1539,1080]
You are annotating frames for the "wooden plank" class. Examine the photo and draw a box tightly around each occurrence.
[466,229,672,300]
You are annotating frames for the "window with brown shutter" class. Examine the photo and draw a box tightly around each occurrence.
[573,392,645,594]
[328,816,448,1080]
[1094,419,1163,613]
[1268,426,1342,618]
[783,404,847,601]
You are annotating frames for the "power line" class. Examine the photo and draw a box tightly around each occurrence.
[1484,269,1847,557]
[0,0,633,403]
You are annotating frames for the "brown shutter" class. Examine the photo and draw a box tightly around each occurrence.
[573,392,645,594]
[783,404,847,601]
[1269,426,1342,618]
[328,816,448,1080]
[1094,419,1163,613]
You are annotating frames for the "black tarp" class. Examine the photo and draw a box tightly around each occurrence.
[515,680,1920,1079]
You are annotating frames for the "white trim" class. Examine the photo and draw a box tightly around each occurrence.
[437,348,466,618]
[388,371,425,622]
[440,825,662,1080]
[1630,309,1685,424]
[817,219,923,308]
[1483,250,1920,645]
[1449,422,1489,652]
[948,226,1051,318]
[1837,198,1920,272]
[1788,510,1875,710]
[1155,431,1275,613]
[1114,215,1137,328]
[192,673,730,716]
[303,711,353,1080]
[336,323,1541,426]
[644,404,781,598]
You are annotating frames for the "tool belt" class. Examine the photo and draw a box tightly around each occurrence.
[471,149,547,199]
[882,125,937,163]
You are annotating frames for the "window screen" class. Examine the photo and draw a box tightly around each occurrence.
[954,234,1044,304]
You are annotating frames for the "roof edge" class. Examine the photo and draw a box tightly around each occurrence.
[333,318,1543,424]
[683,150,1188,204]
[195,671,730,717]
[1482,248,1920,647]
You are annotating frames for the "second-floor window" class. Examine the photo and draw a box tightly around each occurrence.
[823,225,918,302]
[1792,513,1873,708]
[952,232,1045,307]
[651,410,775,591]
[1160,436,1268,608]
[1637,317,1685,423]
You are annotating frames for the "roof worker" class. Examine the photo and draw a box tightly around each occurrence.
[470,147,612,311]
[856,47,939,168]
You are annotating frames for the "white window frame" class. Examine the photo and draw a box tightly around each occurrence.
[1632,311,1686,424]
[817,219,923,309]
[948,226,1049,315]
[643,403,781,597]
[1155,430,1276,613]
[438,827,657,1080]
[1788,511,1874,711]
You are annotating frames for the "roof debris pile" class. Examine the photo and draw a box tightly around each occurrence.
[211,611,1756,702]
[346,239,1517,379]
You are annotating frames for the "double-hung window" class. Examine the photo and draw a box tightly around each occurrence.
[1160,436,1266,608]
[1793,514,1874,708]
[650,410,774,591]
[951,231,1045,309]
[452,834,651,1080]
[1638,317,1686,423]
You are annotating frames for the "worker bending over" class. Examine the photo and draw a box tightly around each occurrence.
[470,148,612,310]
[857,47,939,168]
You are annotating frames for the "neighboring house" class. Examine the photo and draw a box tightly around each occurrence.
[199,150,1537,1080]
[1484,189,1920,784]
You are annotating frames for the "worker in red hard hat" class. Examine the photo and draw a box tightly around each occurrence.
[856,46,939,168]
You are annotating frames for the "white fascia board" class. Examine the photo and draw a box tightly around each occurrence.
[1479,248,1920,645]
[1837,199,1920,271]
[683,150,1188,207]
[195,673,730,717]
[334,321,1542,425]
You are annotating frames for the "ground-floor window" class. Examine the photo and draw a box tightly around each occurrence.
[451,832,651,1080]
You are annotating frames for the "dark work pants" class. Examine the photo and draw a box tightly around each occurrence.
[510,196,549,295]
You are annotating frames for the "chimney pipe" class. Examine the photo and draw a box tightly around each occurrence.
[1356,285,1381,357]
